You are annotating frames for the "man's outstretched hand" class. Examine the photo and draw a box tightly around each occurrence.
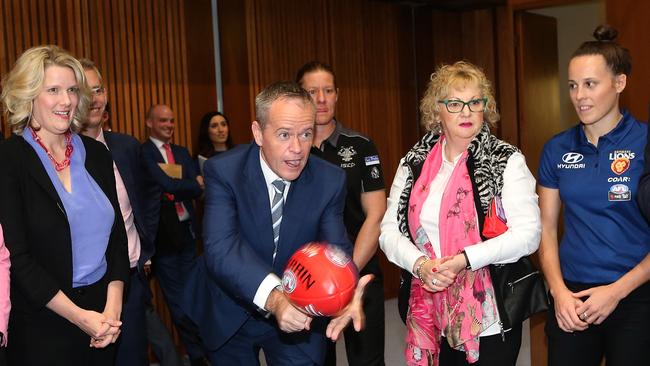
[325,274,374,341]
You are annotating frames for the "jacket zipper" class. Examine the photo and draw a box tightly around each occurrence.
[507,271,539,293]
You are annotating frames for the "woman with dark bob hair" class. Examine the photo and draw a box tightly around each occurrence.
[539,25,650,366]
[380,61,541,366]
[0,45,129,365]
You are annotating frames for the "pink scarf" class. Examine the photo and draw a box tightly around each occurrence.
[405,137,497,365]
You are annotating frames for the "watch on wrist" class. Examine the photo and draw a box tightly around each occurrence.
[462,250,471,270]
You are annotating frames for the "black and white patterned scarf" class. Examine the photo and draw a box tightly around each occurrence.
[396,123,520,238]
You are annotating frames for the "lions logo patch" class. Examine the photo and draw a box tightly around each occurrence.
[611,158,630,175]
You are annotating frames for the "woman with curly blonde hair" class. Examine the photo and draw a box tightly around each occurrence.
[0,45,129,365]
[380,61,541,365]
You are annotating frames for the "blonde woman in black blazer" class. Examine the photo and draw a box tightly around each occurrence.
[0,46,129,366]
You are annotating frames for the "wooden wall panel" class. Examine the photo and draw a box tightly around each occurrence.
[607,0,650,122]
[218,0,253,144]
[0,0,214,151]
[495,4,519,144]
[184,0,218,150]
[509,0,587,10]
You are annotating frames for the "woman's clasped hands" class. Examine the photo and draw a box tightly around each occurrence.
[74,308,122,348]
[418,254,468,293]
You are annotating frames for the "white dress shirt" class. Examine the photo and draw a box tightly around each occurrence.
[252,152,292,310]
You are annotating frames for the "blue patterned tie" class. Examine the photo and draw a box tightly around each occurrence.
[271,179,286,262]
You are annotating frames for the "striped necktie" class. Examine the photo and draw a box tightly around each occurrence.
[271,179,286,262]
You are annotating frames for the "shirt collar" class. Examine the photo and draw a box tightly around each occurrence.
[259,151,291,190]
[321,119,342,149]
[95,128,108,147]
[577,110,633,147]
[149,136,168,149]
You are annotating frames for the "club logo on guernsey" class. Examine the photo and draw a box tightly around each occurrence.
[371,166,380,179]
[559,152,585,169]
[338,146,356,162]
[609,150,634,175]
[609,184,631,201]
[338,146,356,168]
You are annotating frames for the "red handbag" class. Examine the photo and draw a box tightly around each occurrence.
[482,196,508,238]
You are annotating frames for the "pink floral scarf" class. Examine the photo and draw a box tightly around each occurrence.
[405,137,498,365]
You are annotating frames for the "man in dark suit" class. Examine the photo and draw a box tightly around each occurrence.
[141,104,208,365]
[79,59,161,366]
[182,81,370,365]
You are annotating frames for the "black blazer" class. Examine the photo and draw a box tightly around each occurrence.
[104,131,157,269]
[0,134,129,312]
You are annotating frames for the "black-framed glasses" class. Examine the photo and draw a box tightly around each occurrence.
[438,98,487,113]
[90,86,106,96]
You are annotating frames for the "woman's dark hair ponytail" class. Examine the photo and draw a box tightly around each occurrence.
[572,24,631,76]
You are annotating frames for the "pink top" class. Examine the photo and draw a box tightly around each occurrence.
[0,224,11,346]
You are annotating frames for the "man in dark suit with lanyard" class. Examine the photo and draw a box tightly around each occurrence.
[182,81,371,365]
[141,104,208,365]
[79,59,163,366]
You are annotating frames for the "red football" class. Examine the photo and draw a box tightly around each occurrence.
[282,242,359,316]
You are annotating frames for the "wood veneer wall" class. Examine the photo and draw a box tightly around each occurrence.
[607,0,650,122]
[0,0,217,150]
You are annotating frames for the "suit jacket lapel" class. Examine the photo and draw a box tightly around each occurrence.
[23,138,65,210]
[144,139,165,163]
[242,145,275,260]
[105,133,136,206]
[82,136,104,189]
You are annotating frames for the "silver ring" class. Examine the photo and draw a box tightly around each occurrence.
[431,278,438,286]
[581,312,588,320]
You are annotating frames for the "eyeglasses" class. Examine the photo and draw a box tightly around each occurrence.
[90,86,106,96]
[438,98,487,113]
